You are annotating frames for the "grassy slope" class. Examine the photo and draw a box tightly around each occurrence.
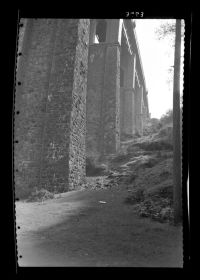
[108,124,174,223]
[25,119,175,223]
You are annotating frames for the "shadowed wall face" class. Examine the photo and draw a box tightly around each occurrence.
[102,44,120,155]
[68,20,90,190]
[86,19,121,162]
[15,19,90,198]
[120,30,135,136]
[86,43,107,161]
[134,74,143,135]
[15,18,149,198]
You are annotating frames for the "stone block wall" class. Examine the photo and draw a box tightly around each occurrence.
[68,20,90,190]
[86,43,120,162]
[102,44,120,155]
[120,88,135,135]
[134,79,143,135]
[86,44,107,162]
[14,19,89,198]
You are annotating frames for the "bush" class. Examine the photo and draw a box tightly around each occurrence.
[138,198,174,222]
[125,179,173,222]
[160,110,173,127]
[143,118,162,136]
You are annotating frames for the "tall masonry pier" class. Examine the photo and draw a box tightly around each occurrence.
[14,19,149,198]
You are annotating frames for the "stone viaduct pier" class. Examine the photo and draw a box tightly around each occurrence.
[14,19,149,198]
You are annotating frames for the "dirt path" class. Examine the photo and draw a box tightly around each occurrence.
[16,187,183,267]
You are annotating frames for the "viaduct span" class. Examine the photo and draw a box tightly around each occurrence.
[15,19,149,198]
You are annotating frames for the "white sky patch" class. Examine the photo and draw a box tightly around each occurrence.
[135,19,177,119]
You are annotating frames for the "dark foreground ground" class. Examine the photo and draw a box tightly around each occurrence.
[16,186,182,267]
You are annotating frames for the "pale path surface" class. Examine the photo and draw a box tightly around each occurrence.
[16,188,183,267]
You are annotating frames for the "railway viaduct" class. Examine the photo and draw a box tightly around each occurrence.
[14,18,149,198]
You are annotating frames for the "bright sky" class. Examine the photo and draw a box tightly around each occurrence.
[135,19,183,119]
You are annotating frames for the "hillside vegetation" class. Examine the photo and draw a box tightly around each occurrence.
[23,110,175,223]
[84,110,174,223]
[110,110,174,222]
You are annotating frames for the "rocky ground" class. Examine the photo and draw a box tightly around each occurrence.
[84,129,174,223]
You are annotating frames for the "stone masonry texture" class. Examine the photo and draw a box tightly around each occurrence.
[86,44,106,162]
[102,44,121,155]
[15,19,90,198]
[86,43,120,162]
[14,19,149,198]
